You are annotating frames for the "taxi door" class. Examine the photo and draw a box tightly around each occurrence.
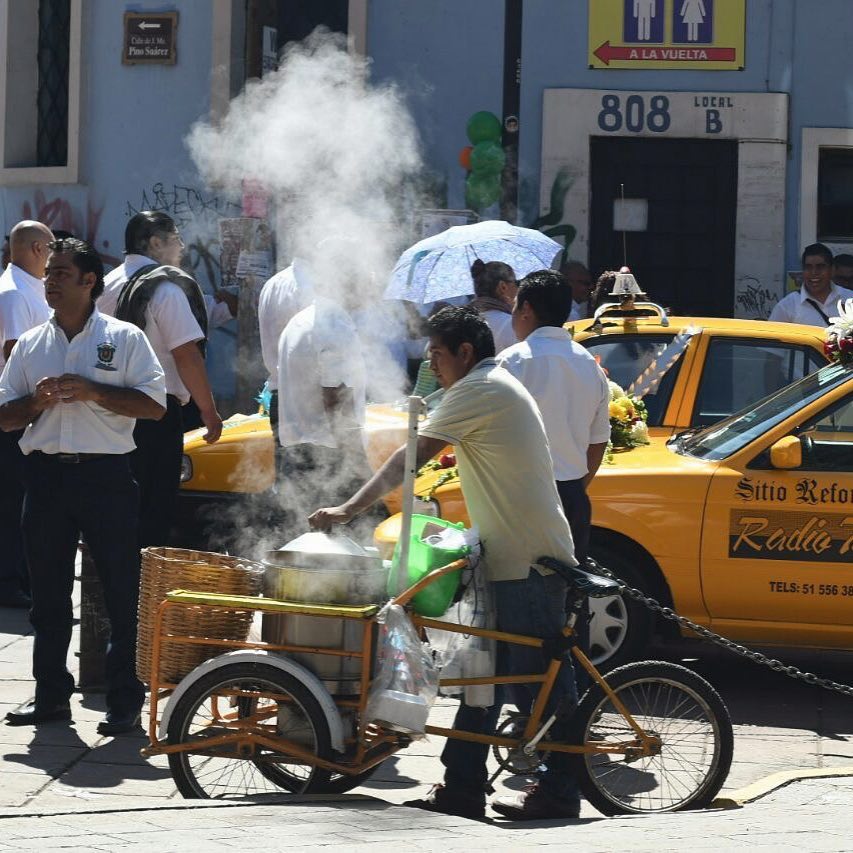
[699,388,853,646]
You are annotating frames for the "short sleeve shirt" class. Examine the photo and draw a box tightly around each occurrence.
[258,259,314,389]
[0,309,166,455]
[420,359,576,581]
[99,255,204,402]
[497,327,611,481]
[277,297,365,448]
[0,264,51,370]
[768,285,853,326]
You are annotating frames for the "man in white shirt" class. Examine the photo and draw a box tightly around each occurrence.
[497,269,611,566]
[0,220,53,608]
[769,243,853,326]
[100,211,221,548]
[561,261,594,322]
[258,257,314,449]
[309,307,580,822]
[277,290,368,528]
[0,238,165,733]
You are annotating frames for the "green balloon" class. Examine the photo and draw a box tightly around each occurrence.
[466,111,502,145]
[470,140,506,176]
[465,173,501,210]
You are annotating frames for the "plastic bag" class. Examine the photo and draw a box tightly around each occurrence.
[365,603,439,735]
[427,565,496,708]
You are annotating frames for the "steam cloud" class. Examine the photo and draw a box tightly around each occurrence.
[186,29,427,555]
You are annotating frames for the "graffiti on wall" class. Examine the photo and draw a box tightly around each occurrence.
[17,190,120,267]
[124,182,243,289]
[529,167,576,268]
[735,276,778,319]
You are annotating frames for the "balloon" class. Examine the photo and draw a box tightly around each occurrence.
[466,111,502,145]
[458,146,473,171]
[470,140,506,176]
[465,173,502,210]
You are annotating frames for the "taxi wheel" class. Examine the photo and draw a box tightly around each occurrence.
[587,546,656,671]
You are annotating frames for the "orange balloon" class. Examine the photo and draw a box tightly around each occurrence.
[459,146,473,171]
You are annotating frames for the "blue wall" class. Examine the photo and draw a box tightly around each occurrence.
[367,0,853,268]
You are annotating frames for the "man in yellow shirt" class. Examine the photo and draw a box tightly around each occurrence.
[310,306,579,821]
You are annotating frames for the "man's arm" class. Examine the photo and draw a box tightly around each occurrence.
[171,341,223,443]
[584,441,608,488]
[0,376,59,431]
[308,435,448,530]
[56,374,165,419]
[2,340,15,362]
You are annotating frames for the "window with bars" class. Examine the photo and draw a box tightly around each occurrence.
[37,0,71,167]
[0,0,79,182]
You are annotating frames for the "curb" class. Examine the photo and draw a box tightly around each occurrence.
[0,793,384,821]
[711,766,853,809]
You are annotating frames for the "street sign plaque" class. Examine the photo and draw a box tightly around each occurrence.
[122,12,178,65]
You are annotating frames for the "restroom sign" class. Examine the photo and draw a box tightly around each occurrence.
[589,0,745,70]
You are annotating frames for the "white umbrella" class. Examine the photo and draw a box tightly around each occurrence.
[385,220,563,304]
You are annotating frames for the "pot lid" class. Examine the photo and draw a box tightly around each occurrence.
[277,531,374,559]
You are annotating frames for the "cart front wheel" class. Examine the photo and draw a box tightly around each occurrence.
[568,661,733,815]
[167,662,333,799]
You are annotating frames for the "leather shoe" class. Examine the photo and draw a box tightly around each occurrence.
[0,589,32,609]
[97,710,142,736]
[491,784,581,820]
[6,701,71,726]
[404,783,486,820]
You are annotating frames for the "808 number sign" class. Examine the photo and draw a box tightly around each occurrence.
[597,94,671,133]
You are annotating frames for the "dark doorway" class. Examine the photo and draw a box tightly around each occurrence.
[589,137,737,317]
[246,0,348,80]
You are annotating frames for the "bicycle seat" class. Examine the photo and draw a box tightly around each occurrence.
[534,556,623,598]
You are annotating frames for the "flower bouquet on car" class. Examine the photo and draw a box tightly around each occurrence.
[607,380,649,456]
[826,299,853,366]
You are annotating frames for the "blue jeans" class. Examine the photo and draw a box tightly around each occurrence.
[441,570,579,802]
[22,453,145,715]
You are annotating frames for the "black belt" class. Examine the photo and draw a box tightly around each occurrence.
[34,451,113,464]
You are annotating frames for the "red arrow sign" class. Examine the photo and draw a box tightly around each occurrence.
[593,40,737,65]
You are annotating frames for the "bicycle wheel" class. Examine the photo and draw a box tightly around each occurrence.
[167,662,333,799]
[567,661,732,815]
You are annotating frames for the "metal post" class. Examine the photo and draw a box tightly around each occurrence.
[396,395,423,594]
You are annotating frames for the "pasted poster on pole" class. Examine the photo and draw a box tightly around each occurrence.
[589,0,745,70]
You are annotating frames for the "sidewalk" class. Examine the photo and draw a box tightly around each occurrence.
[2,574,853,849]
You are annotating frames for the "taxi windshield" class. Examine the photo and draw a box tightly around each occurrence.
[676,363,852,461]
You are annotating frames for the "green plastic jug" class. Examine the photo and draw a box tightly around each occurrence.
[388,515,470,617]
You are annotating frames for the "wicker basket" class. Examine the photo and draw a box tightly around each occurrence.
[136,547,263,684]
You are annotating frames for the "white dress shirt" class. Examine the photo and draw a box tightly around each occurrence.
[497,326,611,481]
[0,263,51,370]
[0,309,166,455]
[277,297,365,449]
[258,258,314,390]
[768,284,853,326]
[482,309,517,354]
[99,254,204,403]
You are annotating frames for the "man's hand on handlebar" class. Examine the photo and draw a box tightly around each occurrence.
[308,505,354,532]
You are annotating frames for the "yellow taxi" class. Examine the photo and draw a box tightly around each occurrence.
[374,314,845,668]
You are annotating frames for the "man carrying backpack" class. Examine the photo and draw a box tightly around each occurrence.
[99,211,222,548]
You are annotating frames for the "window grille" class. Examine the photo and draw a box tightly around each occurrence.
[36,0,70,167]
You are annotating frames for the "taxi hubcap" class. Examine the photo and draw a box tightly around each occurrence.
[588,594,629,666]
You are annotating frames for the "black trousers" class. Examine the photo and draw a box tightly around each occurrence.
[130,394,183,549]
[22,453,144,714]
[0,428,28,597]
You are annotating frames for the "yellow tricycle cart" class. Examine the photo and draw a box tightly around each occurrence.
[141,398,732,815]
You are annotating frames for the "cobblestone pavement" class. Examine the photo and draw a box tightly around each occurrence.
[2,574,853,850]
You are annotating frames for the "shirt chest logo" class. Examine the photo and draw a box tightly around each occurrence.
[95,341,117,371]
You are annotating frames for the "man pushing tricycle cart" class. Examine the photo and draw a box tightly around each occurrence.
[141,307,732,819]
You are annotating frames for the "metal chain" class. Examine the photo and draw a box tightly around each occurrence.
[588,561,853,698]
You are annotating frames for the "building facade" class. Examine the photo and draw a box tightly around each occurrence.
[1,0,851,403]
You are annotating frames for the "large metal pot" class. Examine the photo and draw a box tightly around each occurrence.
[262,531,387,605]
